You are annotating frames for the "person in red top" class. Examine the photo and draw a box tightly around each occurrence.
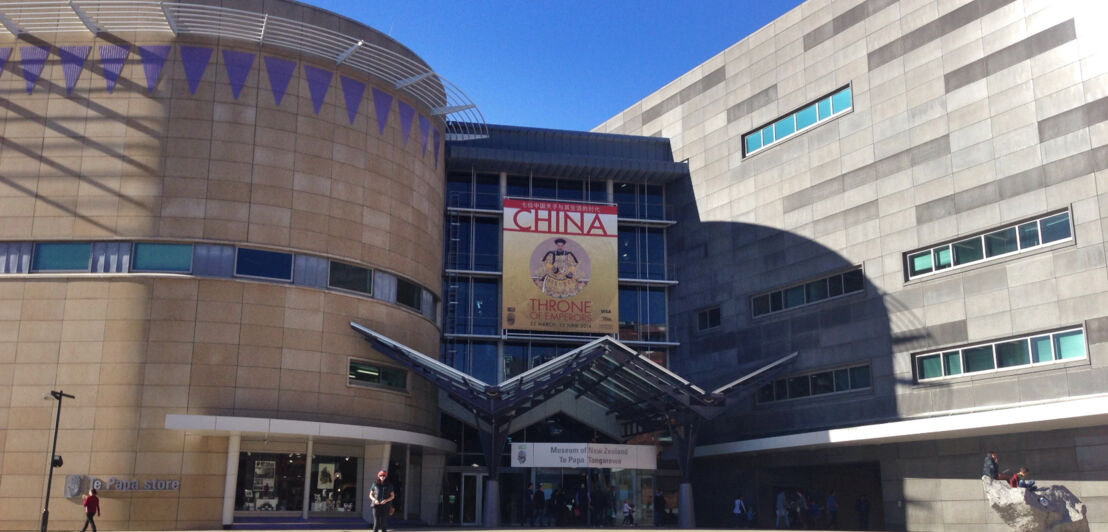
[1009,467,1036,489]
[80,488,100,532]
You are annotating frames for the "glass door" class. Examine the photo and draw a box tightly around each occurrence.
[461,473,485,525]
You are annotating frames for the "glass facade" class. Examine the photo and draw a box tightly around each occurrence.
[757,364,871,403]
[348,359,407,390]
[32,242,91,271]
[907,211,1072,279]
[132,243,192,272]
[235,453,306,512]
[235,248,294,281]
[618,226,666,280]
[309,456,359,513]
[916,328,1086,381]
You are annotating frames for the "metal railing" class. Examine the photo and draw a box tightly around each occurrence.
[0,0,487,140]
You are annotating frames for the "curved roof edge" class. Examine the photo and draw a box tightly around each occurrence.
[0,0,487,140]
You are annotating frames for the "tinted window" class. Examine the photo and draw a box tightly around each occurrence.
[396,278,423,311]
[329,261,372,295]
[235,248,293,280]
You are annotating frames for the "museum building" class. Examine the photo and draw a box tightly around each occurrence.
[4,0,1108,530]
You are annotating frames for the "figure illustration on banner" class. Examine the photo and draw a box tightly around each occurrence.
[532,237,589,298]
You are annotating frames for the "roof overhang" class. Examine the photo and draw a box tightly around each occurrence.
[696,394,1108,457]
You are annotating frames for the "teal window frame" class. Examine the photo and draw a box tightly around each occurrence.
[132,242,193,272]
[906,211,1072,280]
[32,242,92,272]
[916,328,1085,382]
[742,85,853,157]
[751,267,864,318]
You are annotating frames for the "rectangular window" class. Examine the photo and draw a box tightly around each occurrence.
[235,248,293,281]
[757,364,871,403]
[915,327,1084,381]
[32,242,91,272]
[752,267,864,317]
[697,307,721,331]
[906,211,1072,280]
[329,261,373,295]
[348,359,407,390]
[396,278,423,312]
[743,85,852,156]
[132,243,192,272]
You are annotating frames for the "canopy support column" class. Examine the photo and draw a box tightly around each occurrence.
[671,418,699,529]
[478,416,510,527]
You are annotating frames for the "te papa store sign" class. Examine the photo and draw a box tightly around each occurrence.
[511,443,656,470]
[64,475,180,497]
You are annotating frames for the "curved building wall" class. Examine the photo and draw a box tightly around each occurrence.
[0,1,446,529]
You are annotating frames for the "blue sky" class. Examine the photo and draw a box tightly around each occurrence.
[309,1,805,131]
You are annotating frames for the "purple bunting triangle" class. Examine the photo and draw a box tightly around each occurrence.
[372,88,393,134]
[263,56,295,106]
[339,75,366,124]
[397,101,415,146]
[58,45,90,95]
[179,46,213,95]
[0,48,12,80]
[99,44,129,93]
[418,115,431,156]
[138,45,170,92]
[303,64,333,115]
[433,128,442,168]
[20,46,50,94]
[221,49,255,100]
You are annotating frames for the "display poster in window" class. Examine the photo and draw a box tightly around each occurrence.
[502,199,618,334]
[253,460,275,491]
[317,463,335,490]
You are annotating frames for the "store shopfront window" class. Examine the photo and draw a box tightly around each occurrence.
[235,453,305,512]
[309,455,359,513]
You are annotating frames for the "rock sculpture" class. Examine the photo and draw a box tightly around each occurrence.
[982,476,1088,532]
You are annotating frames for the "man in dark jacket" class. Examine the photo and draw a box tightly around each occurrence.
[983,452,999,479]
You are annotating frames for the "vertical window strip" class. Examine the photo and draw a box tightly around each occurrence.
[916,328,1085,381]
[743,85,852,157]
[906,211,1072,280]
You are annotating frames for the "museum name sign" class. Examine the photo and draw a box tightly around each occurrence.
[510,443,656,470]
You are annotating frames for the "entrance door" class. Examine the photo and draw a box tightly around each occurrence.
[461,473,485,525]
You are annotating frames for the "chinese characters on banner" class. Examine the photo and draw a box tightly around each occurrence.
[502,199,619,334]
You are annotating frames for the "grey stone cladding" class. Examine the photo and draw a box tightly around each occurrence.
[596,0,1108,444]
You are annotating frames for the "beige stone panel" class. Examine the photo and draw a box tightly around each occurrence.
[238,346,281,368]
[181,452,226,475]
[178,474,225,498]
[107,280,152,300]
[106,296,152,320]
[103,319,149,341]
[20,299,65,321]
[194,321,240,345]
[196,280,244,303]
[187,386,235,412]
[204,219,249,241]
[0,494,41,518]
[140,385,188,408]
[282,329,321,352]
[12,363,58,385]
[98,364,144,385]
[94,408,141,430]
[0,282,27,300]
[277,389,319,413]
[143,363,190,386]
[151,279,199,301]
[3,429,50,452]
[18,320,62,342]
[23,282,67,300]
[149,297,197,321]
[241,303,285,327]
[56,363,100,386]
[279,368,319,393]
[146,341,193,364]
[16,341,60,363]
[190,364,237,388]
[128,496,178,521]
[137,428,185,452]
[233,387,278,412]
[177,434,222,454]
[242,283,287,306]
[193,343,238,366]
[176,497,222,523]
[283,308,323,331]
[239,324,284,348]
[59,340,104,363]
[133,451,183,476]
[6,406,55,429]
[91,451,137,475]
[206,180,251,202]
[96,385,143,407]
[60,319,106,342]
[92,429,139,454]
[236,366,280,388]
[148,320,195,343]
[101,342,147,364]
[280,349,321,373]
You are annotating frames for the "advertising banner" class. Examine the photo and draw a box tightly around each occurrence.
[502,198,619,334]
[510,442,657,470]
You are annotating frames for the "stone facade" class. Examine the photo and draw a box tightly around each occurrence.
[0,1,447,529]
[597,0,1108,529]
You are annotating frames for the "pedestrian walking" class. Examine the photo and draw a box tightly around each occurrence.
[80,488,100,532]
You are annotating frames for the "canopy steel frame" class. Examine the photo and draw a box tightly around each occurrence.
[350,322,798,528]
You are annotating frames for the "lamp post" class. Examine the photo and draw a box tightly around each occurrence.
[41,390,74,532]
